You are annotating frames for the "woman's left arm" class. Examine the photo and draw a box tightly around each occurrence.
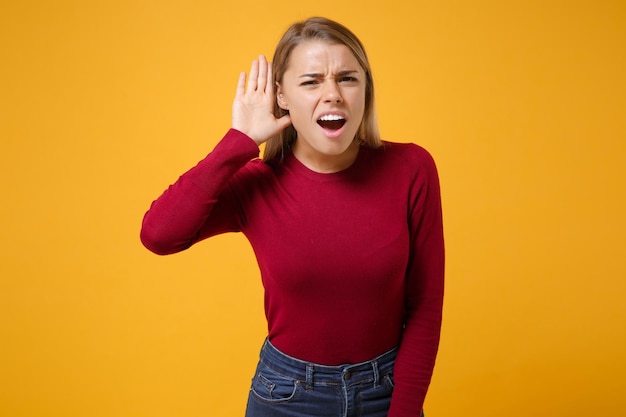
[388,146,445,417]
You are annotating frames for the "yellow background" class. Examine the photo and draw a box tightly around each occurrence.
[1,1,625,416]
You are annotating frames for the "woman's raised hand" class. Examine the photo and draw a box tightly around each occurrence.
[232,55,292,145]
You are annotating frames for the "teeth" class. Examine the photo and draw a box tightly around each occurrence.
[318,114,345,121]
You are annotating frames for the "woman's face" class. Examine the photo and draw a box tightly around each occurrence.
[277,40,366,172]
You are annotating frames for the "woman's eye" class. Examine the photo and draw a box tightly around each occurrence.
[300,80,318,86]
[340,77,358,83]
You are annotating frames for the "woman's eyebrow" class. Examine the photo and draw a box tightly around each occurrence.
[299,73,324,78]
[298,70,360,78]
[336,70,359,76]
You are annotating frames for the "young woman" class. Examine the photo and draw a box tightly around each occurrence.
[141,17,444,417]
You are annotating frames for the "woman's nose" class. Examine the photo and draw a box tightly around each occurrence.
[322,82,343,103]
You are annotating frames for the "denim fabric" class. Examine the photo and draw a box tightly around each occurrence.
[245,339,424,417]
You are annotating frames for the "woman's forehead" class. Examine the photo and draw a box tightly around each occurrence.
[286,41,362,73]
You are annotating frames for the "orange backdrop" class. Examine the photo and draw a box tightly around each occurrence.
[1,1,625,416]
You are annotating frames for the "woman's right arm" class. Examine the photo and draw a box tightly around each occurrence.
[140,129,260,255]
[140,55,291,255]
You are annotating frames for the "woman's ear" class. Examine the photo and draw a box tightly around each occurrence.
[276,84,288,110]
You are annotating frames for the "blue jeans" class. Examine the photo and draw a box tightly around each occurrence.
[245,339,423,417]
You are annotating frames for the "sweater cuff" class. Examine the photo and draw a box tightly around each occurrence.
[217,128,261,159]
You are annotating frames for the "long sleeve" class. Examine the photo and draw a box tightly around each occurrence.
[140,129,260,255]
[388,147,445,416]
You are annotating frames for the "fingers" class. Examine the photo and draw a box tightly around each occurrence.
[257,55,267,92]
[276,113,292,131]
[246,59,259,93]
[266,60,274,94]
[235,71,246,98]
[243,55,271,94]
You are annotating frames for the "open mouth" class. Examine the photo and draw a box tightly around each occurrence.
[317,114,346,131]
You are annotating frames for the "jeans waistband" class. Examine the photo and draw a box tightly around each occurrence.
[258,339,397,388]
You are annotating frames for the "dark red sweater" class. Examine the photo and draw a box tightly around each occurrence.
[141,129,444,416]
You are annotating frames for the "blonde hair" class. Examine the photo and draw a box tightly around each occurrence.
[263,17,381,161]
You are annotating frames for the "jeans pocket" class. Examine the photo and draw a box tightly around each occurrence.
[358,372,395,416]
[250,364,299,403]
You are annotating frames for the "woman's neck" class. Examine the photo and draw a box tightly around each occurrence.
[291,139,360,173]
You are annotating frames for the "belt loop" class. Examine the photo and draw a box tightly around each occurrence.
[305,364,314,391]
[372,360,380,387]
